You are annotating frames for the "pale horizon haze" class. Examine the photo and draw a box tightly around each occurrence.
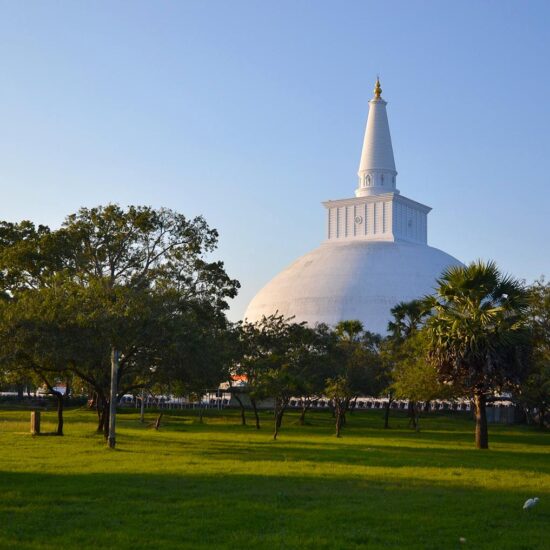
[1,1,549,320]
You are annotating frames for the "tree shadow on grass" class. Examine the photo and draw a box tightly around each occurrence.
[192,438,550,475]
[0,470,547,550]
[155,408,549,447]
[101,425,550,477]
[143,412,550,474]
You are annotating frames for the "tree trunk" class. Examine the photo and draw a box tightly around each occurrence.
[273,405,279,440]
[250,398,261,429]
[154,412,163,430]
[276,409,283,429]
[538,405,546,429]
[55,391,64,436]
[334,399,348,437]
[233,394,246,426]
[384,400,391,429]
[335,404,344,438]
[408,401,417,430]
[273,410,283,440]
[30,410,41,435]
[474,393,489,449]
[335,410,342,437]
[299,403,307,426]
[273,399,286,440]
[96,394,105,432]
[103,402,110,440]
[96,404,103,432]
[108,348,119,448]
[140,389,145,423]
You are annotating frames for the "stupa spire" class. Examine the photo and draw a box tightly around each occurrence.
[374,76,382,99]
[356,77,398,197]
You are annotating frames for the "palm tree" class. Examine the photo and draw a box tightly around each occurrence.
[335,320,364,343]
[425,260,530,449]
[387,299,427,340]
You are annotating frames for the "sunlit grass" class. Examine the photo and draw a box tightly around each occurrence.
[0,406,548,549]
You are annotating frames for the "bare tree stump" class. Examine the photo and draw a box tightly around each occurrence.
[31,411,41,435]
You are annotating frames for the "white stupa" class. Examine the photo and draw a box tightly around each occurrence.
[244,79,462,334]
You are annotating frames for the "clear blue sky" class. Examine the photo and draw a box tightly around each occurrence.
[1,1,549,320]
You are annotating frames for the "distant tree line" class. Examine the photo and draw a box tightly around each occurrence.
[0,205,547,450]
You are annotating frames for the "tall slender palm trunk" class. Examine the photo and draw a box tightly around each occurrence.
[474,393,489,449]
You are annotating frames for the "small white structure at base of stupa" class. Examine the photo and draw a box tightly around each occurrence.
[244,79,462,335]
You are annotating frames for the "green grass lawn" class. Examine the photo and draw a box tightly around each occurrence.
[0,406,548,549]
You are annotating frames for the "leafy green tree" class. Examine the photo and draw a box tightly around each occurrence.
[519,279,550,427]
[64,205,238,446]
[231,317,277,430]
[232,315,333,438]
[154,300,234,424]
[377,339,396,429]
[0,221,75,433]
[383,299,430,429]
[0,220,68,294]
[324,375,351,438]
[236,314,304,438]
[294,323,335,426]
[390,330,454,431]
[425,261,531,449]
[0,283,76,434]
[0,206,239,445]
[264,321,333,440]
[325,320,381,437]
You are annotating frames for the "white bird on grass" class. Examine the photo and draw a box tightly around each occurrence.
[523,497,539,510]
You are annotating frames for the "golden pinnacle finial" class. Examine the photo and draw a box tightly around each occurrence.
[374,77,382,99]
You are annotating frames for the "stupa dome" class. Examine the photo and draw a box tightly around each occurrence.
[245,240,462,335]
[244,79,462,334]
